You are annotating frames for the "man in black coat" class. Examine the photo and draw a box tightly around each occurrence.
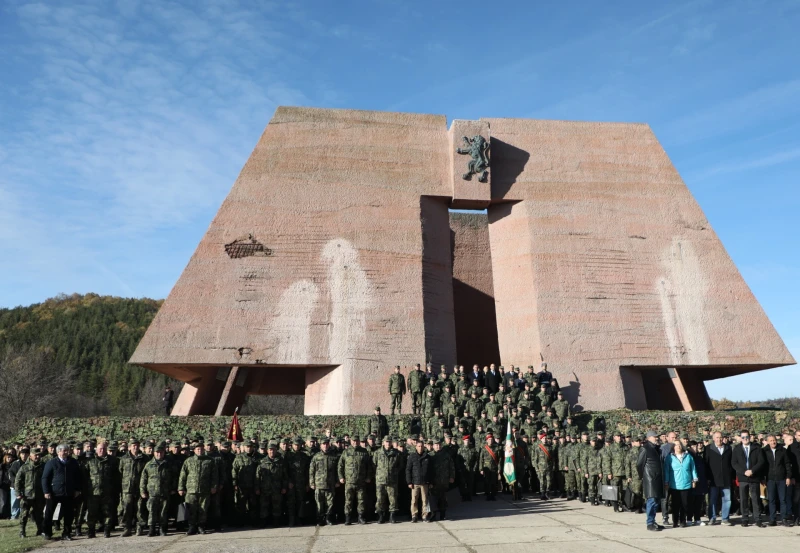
[785,431,800,525]
[41,444,82,540]
[405,440,430,523]
[763,434,793,526]
[706,431,733,525]
[484,364,500,394]
[162,386,174,416]
[636,431,664,531]
[731,430,765,527]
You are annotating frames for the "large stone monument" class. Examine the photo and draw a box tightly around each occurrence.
[130,107,795,415]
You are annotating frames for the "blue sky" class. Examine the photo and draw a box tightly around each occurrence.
[0,0,797,401]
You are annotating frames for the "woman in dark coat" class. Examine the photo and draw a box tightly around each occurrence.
[637,431,665,531]
[690,442,709,525]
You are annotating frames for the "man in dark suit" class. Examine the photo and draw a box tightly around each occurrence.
[786,431,800,525]
[469,365,483,389]
[536,362,553,386]
[731,431,765,527]
[484,364,500,394]
[706,431,733,525]
[763,434,793,526]
[41,444,82,540]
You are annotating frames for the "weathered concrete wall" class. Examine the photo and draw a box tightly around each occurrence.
[449,212,500,366]
[486,118,795,411]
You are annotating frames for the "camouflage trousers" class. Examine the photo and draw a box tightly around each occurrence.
[628,477,643,495]
[184,493,210,526]
[19,497,45,534]
[430,483,449,512]
[564,470,578,494]
[146,496,169,527]
[259,490,284,519]
[87,495,115,529]
[375,484,398,513]
[235,489,259,524]
[121,493,147,529]
[314,489,335,518]
[344,485,366,515]
[390,394,402,414]
[537,469,553,493]
[410,393,421,414]
[286,485,307,517]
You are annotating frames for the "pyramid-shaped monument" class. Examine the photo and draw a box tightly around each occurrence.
[130,107,795,415]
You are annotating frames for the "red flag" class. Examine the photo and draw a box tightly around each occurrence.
[227,408,243,442]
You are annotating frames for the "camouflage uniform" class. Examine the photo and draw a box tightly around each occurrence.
[582,442,603,504]
[601,440,627,510]
[337,443,373,521]
[178,453,219,530]
[388,371,406,415]
[478,440,501,499]
[551,398,571,422]
[15,457,45,537]
[563,441,578,498]
[140,455,173,531]
[407,369,425,415]
[231,451,259,525]
[534,440,555,496]
[85,454,119,535]
[429,445,455,517]
[119,450,148,533]
[256,451,288,523]
[457,441,478,499]
[626,443,643,511]
[367,412,389,439]
[309,444,339,523]
[285,445,311,523]
[373,443,401,517]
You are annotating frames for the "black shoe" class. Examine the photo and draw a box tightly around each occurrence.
[378,512,385,524]
[755,522,765,528]
[784,520,794,527]
[358,515,366,525]
[440,511,447,520]
[424,514,433,523]
[613,502,619,512]
[647,524,659,531]
[104,528,111,538]
[148,525,157,537]
[390,513,397,524]
[345,515,352,526]
[76,527,83,537]
[325,516,334,526]
[679,522,687,528]
[87,529,96,539]
[136,526,144,536]
[159,527,167,536]
[121,528,132,537]
[41,533,51,540]
[768,521,777,527]
[61,535,73,541]
[742,521,750,527]
[199,527,208,535]
[411,516,418,523]
[19,530,26,538]
[187,526,197,536]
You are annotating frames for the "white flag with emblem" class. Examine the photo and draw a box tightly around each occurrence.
[503,421,516,484]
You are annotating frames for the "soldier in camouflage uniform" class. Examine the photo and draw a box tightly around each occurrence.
[256,442,288,526]
[15,447,45,538]
[408,363,425,415]
[551,391,571,422]
[337,436,372,525]
[178,442,219,535]
[373,436,401,523]
[231,441,259,526]
[429,438,455,520]
[84,442,118,538]
[456,435,478,501]
[573,432,590,502]
[478,432,501,501]
[309,438,339,526]
[601,431,627,512]
[626,435,644,513]
[367,406,389,439]
[534,433,555,499]
[286,437,310,526]
[119,439,148,536]
[388,366,406,415]
[422,378,440,418]
[563,435,579,500]
[139,442,173,536]
[583,436,603,505]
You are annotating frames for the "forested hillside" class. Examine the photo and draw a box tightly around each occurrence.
[0,293,165,411]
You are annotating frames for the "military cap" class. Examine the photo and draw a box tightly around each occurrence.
[681,433,689,439]
[181,438,190,446]
[49,442,58,448]
[108,443,118,452]
[462,435,471,441]
[292,437,304,445]
[336,437,345,443]
[20,446,30,453]
[485,432,493,438]
[444,431,452,438]
[320,437,330,444]
[375,405,381,411]
[31,447,42,455]
[612,431,621,437]
[280,437,291,445]
[220,440,231,447]
[267,441,278,449]
[382,436,391,443]
[129,439,140,446]
[191,441,201,449]
[595,430,605,436]
[426,438,434,445]
[581,431,589,436]
[350,435,361,442]
[309,435,318,441]
[155,442,167,451]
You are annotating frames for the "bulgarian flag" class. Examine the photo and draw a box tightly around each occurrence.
[503,421,516,484]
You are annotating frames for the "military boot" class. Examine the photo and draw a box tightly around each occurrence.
[325,515,334,526]
[148,525,157,537]
[358,514,366,525]
[159,526,167,537]
[19,529,26,538]
[344,514,352,526]
[121,527,132,537]
[440,510,447,520]
[187,525,197,536]
[198,526,207,535]
[87,526,96,539]
[378,512,385,524]
[75,525,83,537]
[104,528,111,538]
[288,515,295,528]
[136,526,145,536]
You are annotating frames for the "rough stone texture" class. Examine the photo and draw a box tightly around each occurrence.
[449,212,500,366]
[130,108,795,415]
[25,489,800,553]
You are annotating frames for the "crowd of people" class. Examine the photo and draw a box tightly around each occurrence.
[0,362,797,540]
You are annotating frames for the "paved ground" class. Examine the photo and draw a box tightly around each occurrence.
[31,492,800,553]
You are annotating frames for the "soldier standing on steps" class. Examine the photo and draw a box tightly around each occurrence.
[408,363,425,415]
[367,406,389,439]
[388,366,406,415]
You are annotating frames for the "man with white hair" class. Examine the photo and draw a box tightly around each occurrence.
[41,444,82,540]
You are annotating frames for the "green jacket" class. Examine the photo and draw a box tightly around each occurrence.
[15,459,45,500]
[178,454,219,495]
[388,373,406,395]
[231,453,258,490]
[367,414,389,439]
[478,443,501,472]
[286,450,311,489]
[407,370,425,393]
[373,447,401,486]
[309,451,338,490]
[256,455,288,493]
[551,399,571,421]
[140,458,173,497]
[85,455,118,496]
[430,450,455,488]
[119,451,147,495]
[457,445,478,473]
[337,446,372,486]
